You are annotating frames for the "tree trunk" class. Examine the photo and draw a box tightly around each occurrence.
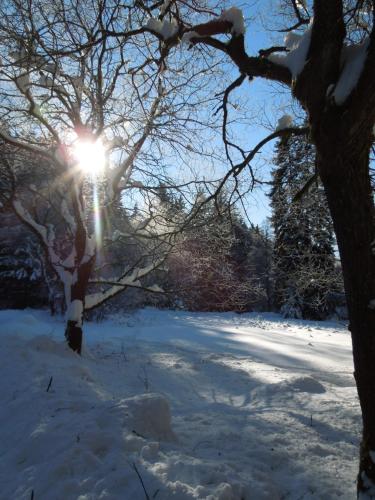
[64,258,95,355]
[317,139,375,497]
[65,320,83,354]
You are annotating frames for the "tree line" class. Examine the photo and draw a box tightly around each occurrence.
[1,131,344,320]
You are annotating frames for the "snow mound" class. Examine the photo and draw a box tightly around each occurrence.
[287,376,326,393]
[21,313,39,325]
[121,393,176,441]
[254,376,326,398]
[27,335,71,356]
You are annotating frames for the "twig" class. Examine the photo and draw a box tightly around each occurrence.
[121,342,128,362]
[132,462,150,500]
[138,366,149,392]
[132,429,147,439]
[46,376,53,392]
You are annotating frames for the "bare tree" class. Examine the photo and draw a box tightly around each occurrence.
[0,0,221,353]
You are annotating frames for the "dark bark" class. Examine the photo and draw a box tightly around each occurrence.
[65,320,83,354]
[316,129,375,496]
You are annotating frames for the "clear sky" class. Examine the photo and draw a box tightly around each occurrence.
[226,1,296,227]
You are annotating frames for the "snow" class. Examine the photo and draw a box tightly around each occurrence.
[161,19,178,39]
[146,17,178,39]
[85,261,162,310]
[0,308,359,499]
[333,39,369,105]
[66,299,83,326]
[284,32,302,50]
[121,393,176,441]
[62,249,76,268]
[275,114,293,131]
[359,472,375,498]
[9,48,27,64]
[268,24,312,78]
[38,74,54,88]
[219,7,245,36]
[148,284,164,293]
[16,73,30,92]
[160,0,172,15]
[181,30,203,45]
[82,235,96,264]
[60,199,76,230]
[146,17,163,33]
[13,200,48,243]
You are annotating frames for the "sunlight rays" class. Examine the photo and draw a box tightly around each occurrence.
[73,138,106,176]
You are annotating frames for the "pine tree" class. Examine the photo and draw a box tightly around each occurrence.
[270,134,339,319]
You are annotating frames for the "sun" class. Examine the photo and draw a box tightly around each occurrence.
[73,138,106,175]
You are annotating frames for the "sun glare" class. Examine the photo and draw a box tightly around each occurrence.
[73,138,106,175]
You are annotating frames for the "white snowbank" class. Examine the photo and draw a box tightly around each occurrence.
[120,393,176,441]
[0,308,359,499]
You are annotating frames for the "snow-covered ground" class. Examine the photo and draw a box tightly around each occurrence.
[0,308,359,499]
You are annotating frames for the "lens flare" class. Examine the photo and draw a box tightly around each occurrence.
[73,138,106,175]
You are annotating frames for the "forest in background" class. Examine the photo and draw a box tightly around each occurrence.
[0,132,345,321]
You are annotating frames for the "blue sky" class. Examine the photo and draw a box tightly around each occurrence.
[226,2,295,226]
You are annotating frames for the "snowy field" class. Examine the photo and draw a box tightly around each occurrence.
[0,308,360,500]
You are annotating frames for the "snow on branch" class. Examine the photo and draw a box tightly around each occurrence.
[218,7,245,36]
[146,18,178,40]
[60,199,77,232]
[176,9,292,86]
[13,199,49,244]
[12,198,65,278]
[181,7,245,44]
[268,24,312,78]
[85,260,165,310]
[275,115,294,131]
[332,39,370,105]
[0,130,56,161]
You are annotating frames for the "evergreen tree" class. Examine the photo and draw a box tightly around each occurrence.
[270,134,340,319]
